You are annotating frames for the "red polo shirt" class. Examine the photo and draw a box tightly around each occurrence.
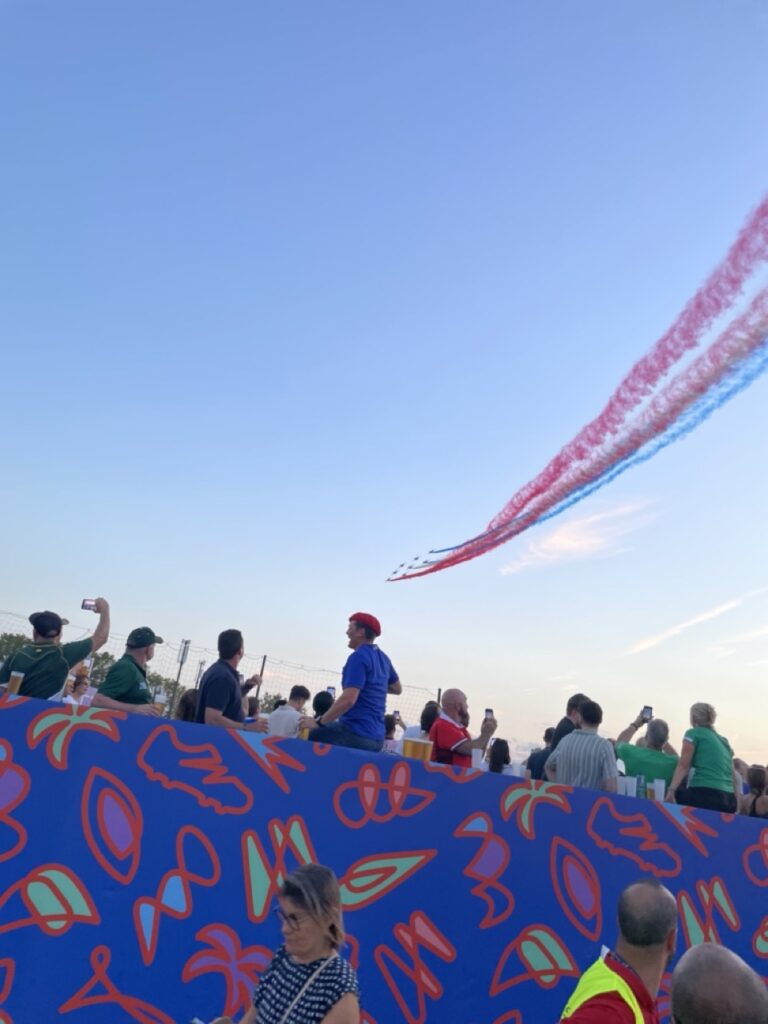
[561,952,660,1024]
[429,712,472,768]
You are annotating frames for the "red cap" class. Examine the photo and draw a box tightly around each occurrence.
[349,612,381,637]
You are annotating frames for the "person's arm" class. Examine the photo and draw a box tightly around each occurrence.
[663,740,679,756]
[451,716,497,757]
[320,993,359,1024]
[666,738,694,801]
[387,676,402,696]
[600,743,619,792]
[204,706,266,732]
[90,598,110,653]
[615,713,646,746]
[92,692,160,716]
[301,688,359,730]
[238,1008,256,1024]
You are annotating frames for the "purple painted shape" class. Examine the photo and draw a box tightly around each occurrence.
[0,768,24,809]
[102,792,132,855]
[473,838,505,877]
[565,857,594,916]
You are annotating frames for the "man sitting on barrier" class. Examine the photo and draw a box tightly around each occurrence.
[670,942,768,1023]
[559,877,677,1023]
[428,689,497,768]
[300,612,401,752]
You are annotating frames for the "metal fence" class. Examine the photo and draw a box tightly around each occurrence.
[0,610,437,727]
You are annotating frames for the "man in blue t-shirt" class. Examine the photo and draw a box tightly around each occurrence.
[301,612,401,752]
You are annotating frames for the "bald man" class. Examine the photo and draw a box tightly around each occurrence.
[671,943,768,1023]
[428,689,497,768]
[560,878,677,1023]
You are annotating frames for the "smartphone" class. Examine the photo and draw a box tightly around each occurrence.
[327,686,336,698]
[81,599,97,611]
[641,705,653,722]
[485,708,494,719]
[393,710,400,720]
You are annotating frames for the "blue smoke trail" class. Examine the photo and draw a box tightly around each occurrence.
[403,338,768,573]
[534,337,768,528]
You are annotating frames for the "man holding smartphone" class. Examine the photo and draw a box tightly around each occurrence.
[429,689,497,768]
[0,599,110,700]
[614,708,679,790]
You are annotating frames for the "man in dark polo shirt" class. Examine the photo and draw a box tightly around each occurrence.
[196,629,267,733]
[93,627,163,716]
[0,600,111,700]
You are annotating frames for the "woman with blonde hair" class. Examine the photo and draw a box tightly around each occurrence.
[240,863,359,1024]
[666,703,737,813]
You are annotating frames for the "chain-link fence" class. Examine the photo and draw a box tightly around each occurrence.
[0,610,437,727]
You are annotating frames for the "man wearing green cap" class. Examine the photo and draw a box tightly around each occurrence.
[0,599,111,700]
[92,627,164,715]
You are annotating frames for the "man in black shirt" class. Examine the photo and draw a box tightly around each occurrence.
[550,693,590,752]
[526,727,555,780]
[195,629,267,733]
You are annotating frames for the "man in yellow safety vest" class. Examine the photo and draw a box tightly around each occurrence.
[559,878,677,1024]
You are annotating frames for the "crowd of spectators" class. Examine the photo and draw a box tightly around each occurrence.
[2,601,767,820]
[518,690,766,817]
[4,601,768,1024]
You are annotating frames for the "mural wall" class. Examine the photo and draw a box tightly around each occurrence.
[1,694,767,1023]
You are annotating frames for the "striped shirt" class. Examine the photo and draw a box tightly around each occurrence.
[545,730,618,791]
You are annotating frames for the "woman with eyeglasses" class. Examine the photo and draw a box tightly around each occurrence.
[240,863,359,1024]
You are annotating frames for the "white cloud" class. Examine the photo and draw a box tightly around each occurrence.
[499,501,657,576]
[626,588,768,655]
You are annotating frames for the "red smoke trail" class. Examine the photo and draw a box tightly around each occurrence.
[391,196,768,581]
[489,195,768,530]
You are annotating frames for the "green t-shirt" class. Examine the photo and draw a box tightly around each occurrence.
[684,726,734,792]
[615,743,679,787]
[0,639,93,700]
[98,653,152,705]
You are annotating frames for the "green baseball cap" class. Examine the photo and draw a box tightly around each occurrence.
[126,627,164,649]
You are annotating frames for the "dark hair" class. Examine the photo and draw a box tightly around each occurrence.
[420,701,440,733]
[313,691,334,718]
[352,621,377,642]
[618,878,676,946]
[273,699,287,709]
[579,700,603,727]
[175,689,198,723]
[567,693,590,714]
[747,765,767,797]
[384,714,396,738]
[218,629,244,660]
[247,696,259,718]
[543,727,555,744]
[290,685,311,702]
[489,739,511,773]
[281,864,344,950]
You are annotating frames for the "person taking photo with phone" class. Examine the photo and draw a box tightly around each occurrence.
[429,689,497,768]
[614,708,679,791]
[0,598,110,700]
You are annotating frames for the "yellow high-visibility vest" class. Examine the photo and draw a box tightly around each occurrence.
[560,957,644,1024]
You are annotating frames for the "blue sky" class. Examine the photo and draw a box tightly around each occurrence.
[3,1,768,758]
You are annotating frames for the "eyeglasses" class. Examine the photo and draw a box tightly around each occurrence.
[273,907,310,931]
